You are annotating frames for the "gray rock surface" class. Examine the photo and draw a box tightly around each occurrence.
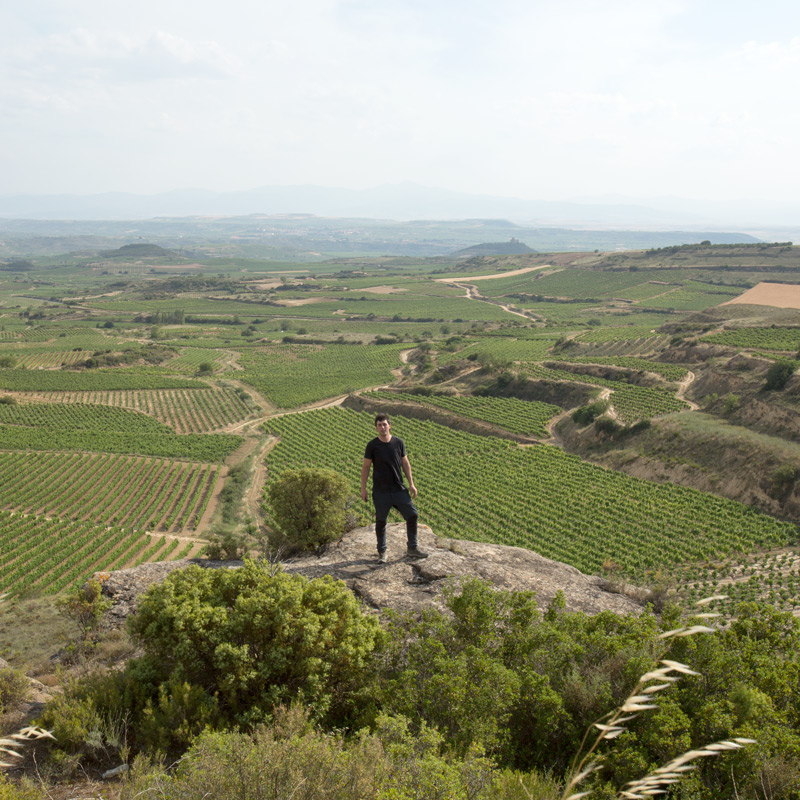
[97,525,642,623]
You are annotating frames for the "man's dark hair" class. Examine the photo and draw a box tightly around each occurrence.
[374,413,390,425]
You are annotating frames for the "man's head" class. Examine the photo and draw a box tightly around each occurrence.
[374,413,391,439]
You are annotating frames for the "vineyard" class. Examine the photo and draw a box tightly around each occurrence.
[524,363,689,421]
[0,450,222,532]
[0,400,173,433]
[555,357,688,381]
[702,326,800,351]
[9,386,256,433]
[8,350,89,369]
[575,326,666,343]
[363,390,561,438]
[0,510,196,596]
[436,337,554,366]
[681,548,800,615]
[262,407,794,579]
[2,248,799,612]
[0,424,240,461]
[236,343,407,407]
[0,368,203,392]
[166,348,228,373]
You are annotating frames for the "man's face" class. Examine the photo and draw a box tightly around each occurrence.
[376,418,391,438]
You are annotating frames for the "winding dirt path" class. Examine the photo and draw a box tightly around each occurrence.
[446,282,538,320]
[244,436,278,527]
[675,370,699,410]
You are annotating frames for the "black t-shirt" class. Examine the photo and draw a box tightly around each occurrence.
[364,435,407,492]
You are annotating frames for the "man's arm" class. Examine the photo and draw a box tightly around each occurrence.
[401,455,417,498]
[361,457,372,502]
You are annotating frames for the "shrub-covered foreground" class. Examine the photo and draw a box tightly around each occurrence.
[36,562,800,799]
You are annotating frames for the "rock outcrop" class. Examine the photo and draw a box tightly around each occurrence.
[98,525,642,624]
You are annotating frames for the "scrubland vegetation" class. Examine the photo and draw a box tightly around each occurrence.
[1,241,800,797]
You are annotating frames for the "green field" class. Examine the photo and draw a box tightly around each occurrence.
[363,390,561,438]
[236,343,407,407]
[0,451,221,532]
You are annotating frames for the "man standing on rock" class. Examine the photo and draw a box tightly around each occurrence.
[361,413,427,563]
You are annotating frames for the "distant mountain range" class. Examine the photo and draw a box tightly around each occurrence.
[0,182,726,226]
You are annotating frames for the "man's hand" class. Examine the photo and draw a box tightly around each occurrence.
[409,483,418,499]
[361,488,368,502]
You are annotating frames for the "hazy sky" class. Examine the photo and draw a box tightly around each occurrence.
[3,0,800,212]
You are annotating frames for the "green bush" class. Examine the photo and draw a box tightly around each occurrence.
[764,359,796,391]
[0,775,44,800]
[266,467,351,553]
[128,561,383,730]
[37,693,102,757]
[378,578,657,772]
[771,464,798,499]
[203,529,247,560]
[0,666,29,712]
[571,399,609,425]
[593,415,621,435]
[120,706,507,800]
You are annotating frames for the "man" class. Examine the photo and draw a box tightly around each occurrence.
[361,413,427,563]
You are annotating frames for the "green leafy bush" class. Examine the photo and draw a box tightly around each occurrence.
[0,666,29,712]
[120,706,507,800]
[128,561,383,730]
[266,467,351,553]
[593,415,621,435]
[764,359,796,391]
[571,399,609,425]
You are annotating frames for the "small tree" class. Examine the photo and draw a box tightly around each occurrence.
[266,468,351,553]
[197,362,214,375]
[764,359,795,391]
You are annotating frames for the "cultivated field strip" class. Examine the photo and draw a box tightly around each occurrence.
[10,386,253,432]
[703,326,800,351]
[237,343,407,408]
[363,390,561,438]
[677,550,800,615]
[0,451,223,532]
[10,350,88,369]
[0,400,171,433]
[0,327,106,342]
[0,510,197,596]
[436,337,553,366]
[0,368,204,392]
[263,407,794,579]
[165,348,228,373]
[556,357,688,381]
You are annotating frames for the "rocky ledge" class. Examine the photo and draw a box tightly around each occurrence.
[98,525,642,624]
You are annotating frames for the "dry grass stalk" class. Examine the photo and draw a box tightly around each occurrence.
[0,726,56,768]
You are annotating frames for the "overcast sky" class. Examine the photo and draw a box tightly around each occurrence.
[2,0,800,216]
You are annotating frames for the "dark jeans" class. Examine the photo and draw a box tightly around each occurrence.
[373,489,418,551]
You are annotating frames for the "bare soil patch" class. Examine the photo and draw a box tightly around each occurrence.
[277,297,328,306]
[722,282,800,309]
[435,265,554,283]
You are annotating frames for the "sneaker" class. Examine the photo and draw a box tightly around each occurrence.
[378,550,388,563]
[406,547,428,559]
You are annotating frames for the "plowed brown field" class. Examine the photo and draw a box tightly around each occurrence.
[723,282,800,309]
